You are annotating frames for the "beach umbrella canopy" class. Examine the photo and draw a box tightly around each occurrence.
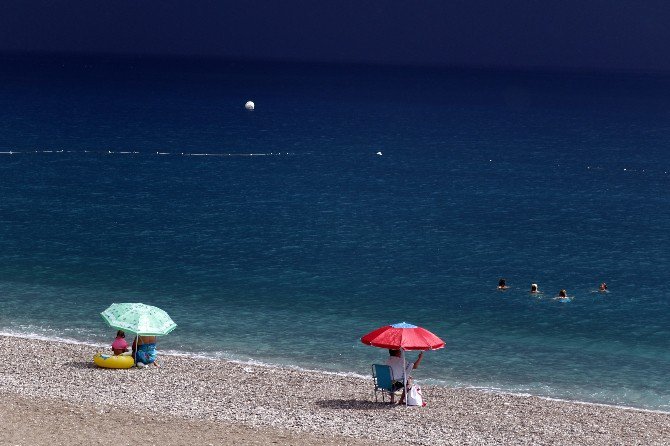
[100,303,177,336]
[361,322,445,351]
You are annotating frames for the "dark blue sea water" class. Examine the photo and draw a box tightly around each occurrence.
[0,55,669,411]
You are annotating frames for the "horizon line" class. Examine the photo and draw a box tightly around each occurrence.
[2,50,670,79]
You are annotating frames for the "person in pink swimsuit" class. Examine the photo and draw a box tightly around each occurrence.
[111,330,129,355]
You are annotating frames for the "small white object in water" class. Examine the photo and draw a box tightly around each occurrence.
[376,151,382,156]
[245,101,255,111]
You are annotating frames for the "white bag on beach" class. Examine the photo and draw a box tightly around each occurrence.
[406,385,424,406]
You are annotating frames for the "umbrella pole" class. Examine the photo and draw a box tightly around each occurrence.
[401,349,407,407]
[134,333,138,366]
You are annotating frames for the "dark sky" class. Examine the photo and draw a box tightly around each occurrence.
[2,0,670,72]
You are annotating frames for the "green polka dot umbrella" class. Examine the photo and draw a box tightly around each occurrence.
[100,303,177,336]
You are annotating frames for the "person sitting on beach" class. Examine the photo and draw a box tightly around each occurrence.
[530,283,539,294]
[132,335,159,367]
[497,278,509,290]
[111,330,129,356]
[599,282,608,292]
[386,349,424,404]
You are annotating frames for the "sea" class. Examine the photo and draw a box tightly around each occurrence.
[0,54,668,412]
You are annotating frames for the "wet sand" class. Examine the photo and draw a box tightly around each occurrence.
[0,335,668,445]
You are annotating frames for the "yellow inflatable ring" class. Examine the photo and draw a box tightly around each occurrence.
[93,352,135,369]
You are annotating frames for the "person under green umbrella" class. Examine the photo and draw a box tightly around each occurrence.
[101,303,177,368]
[133,335,159,367]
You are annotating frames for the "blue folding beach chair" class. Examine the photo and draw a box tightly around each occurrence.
[372,364,399,403]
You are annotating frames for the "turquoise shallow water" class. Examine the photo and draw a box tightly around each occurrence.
[0,56,669,411]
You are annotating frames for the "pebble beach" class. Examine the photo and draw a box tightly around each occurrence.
[0,335,668,445]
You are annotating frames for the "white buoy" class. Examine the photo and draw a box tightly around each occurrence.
[245,101,255,111]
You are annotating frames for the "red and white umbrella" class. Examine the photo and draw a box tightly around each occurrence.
[361,321,445,350]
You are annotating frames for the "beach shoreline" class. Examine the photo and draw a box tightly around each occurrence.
[3,331,666,416]
[1,335,668,445]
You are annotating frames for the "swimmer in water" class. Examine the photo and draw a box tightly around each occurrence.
[530,283,540,294]
[497,278,509,290]
[599,282,608,292]
[555,289,569,300]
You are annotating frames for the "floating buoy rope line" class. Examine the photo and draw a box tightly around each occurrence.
[1,150,665,173]
[0,149,292,157]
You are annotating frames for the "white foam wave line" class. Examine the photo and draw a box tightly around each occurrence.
[460,385,670,415]
[0,330,105,349]
[162,348,370,380]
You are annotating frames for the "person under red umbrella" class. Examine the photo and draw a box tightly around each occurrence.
[387,349,424,404]
[361,321,444,406]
